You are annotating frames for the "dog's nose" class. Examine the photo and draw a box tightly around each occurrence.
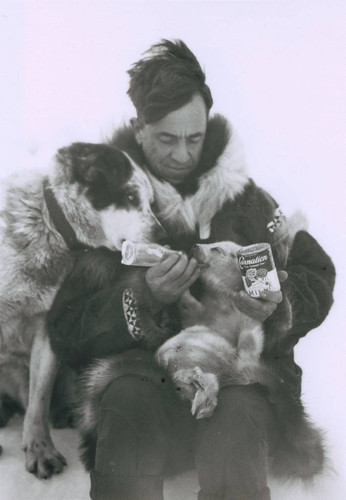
[192,244,206,264]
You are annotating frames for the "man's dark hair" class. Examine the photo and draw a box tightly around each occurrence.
[127,39,213,124]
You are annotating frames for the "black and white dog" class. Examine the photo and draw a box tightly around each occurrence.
[0,142,161,478]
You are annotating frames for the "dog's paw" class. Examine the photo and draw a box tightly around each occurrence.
[23,438,67,479]
[191,387,218,419]
[191,370,219,420]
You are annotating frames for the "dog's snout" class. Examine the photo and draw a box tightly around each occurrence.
[192,245,206,265]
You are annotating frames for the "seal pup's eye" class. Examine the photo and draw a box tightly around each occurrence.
[176,345,183,352]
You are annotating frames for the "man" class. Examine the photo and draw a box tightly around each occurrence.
[48,40,335,500]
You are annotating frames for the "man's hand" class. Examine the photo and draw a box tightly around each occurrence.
[146,253,200,309]
[232,271,288,322]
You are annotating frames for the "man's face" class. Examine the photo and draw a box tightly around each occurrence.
[135,94,208,185]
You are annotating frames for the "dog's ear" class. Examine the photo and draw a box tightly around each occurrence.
[58,143,133,210]
[81,164,125,210]
[56,143,100,183]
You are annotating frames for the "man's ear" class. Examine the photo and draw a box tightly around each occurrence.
[130,117,144,145]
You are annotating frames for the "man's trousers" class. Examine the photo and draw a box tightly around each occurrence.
[89,370,279,500]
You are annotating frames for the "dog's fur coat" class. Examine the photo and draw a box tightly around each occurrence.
[0,142,159,478]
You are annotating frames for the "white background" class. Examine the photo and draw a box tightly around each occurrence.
[0,1,345,499]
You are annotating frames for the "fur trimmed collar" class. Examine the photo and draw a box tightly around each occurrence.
[109,115,249,238]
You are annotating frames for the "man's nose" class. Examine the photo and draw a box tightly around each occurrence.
[171,141,190,164]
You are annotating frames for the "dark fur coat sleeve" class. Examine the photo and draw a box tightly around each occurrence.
[238,183,335,344]
[213,181,336,353]
[281,230,335,334]
[263,229,335,354]
[47,247,180,369]
[47,248,126,368]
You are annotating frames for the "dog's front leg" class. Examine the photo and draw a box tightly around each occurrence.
[22,314,67,479]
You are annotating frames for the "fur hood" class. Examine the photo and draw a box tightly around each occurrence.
[109,115,249,238]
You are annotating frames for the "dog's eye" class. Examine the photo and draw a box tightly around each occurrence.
[127,193,139,205]
[210,247,225,256]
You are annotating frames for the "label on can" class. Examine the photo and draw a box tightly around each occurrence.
[237,243,280,297]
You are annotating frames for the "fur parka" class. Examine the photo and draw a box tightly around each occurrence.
[108,114,336,368]
[47,115,335,479]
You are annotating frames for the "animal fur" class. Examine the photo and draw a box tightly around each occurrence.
[0,142,160,478]
[156,241,280,418]
[155,240,325,481]
[145,118,249,238]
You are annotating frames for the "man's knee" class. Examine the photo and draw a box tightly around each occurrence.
[95,374,170,476]
[197,384,273,444]
[216,384,271,419]
[196,385,274,499]
[100,373,166,415]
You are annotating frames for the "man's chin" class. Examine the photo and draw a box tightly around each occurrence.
[163,168,193,184]
[167,175,186,185]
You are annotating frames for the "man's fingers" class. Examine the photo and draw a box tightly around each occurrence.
[165,254,191,282]
[259,290,283,304]
[278,270,288,283]
[175,258,199,287]
[237,291,273,311]
[145,254,200,306]
[146,252,181,278]
[179,265,201,291]
[235,291,278,321]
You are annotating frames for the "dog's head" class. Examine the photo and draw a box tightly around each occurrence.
[54,143,165,250]
[192,241,243,296]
